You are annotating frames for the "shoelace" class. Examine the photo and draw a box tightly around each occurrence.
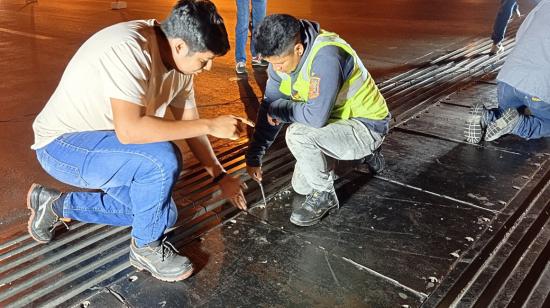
[47,194,70,233]
[303,191,322,211]
[152,238,179,261]
[48,220,69,233]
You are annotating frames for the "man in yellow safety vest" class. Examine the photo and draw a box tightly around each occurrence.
[245,14,391,226]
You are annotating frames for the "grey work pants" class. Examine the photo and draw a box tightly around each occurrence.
[285,119,384,195]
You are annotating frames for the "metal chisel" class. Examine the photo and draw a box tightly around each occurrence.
[259,181,267,207]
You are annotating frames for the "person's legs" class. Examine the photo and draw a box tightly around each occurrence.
[465,81,525,143]
[36,131,181,246]
[512,90,550,139]
[286,120,383,192]
[496,81,524,111]
[491,0,517,44]
[250,0,266,57]
[484,81,525,122]
[291,162,314,196]
[65,186,178,229]
[235,0,250,64]
[32,130,191,281]
[285,120,383,226]
[484,82,546,141]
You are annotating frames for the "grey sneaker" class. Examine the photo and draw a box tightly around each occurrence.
[129,238,194,282]
[290,189,339,227]
[464,102,489,144]
[489,42,504,55]
[235,61,246,74]
[27,183,64,243]
[485,108,521,141]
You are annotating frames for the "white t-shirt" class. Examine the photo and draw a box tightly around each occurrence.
[32,19,195,149]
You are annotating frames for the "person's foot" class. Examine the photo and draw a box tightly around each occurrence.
[290,189,339,227]
[485,108,521,141]
[464,102,489,144]
[235,61,246,74]
[251,56,269,67]
[357,147,385,174]
[489,42,504,55]
[129,238,194,282]
[27,183,64,243]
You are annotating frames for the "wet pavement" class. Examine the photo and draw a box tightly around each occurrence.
[1,0,549,307]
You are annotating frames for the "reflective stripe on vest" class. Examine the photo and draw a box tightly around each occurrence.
[277,31,389,122]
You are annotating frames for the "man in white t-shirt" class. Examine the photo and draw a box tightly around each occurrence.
[27,0,253,282]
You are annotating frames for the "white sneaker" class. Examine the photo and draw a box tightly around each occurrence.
[464,103,489,144]
[489,42,504,55]
[235,61,246,74]
[485,108,521,141]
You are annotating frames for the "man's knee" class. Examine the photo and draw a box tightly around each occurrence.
[137,142,182,181]
[156,142,182,173]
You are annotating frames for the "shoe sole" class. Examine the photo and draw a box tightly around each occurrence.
[27,183,50,244]
[129,255,194,282]
[289,204,339,227]
[464,103,485,144]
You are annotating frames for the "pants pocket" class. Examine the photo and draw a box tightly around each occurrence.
[36,149,88,188]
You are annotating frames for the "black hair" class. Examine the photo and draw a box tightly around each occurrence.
[160,0,230,56]
[253,14,301,57]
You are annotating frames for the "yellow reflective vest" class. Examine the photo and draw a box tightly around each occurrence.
[276,31,389,123]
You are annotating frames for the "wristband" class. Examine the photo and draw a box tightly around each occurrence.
[212,171,227,184]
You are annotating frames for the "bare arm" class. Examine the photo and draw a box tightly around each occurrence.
[110,98,252,144]
[171,105,224,178]
[171,105,249,210]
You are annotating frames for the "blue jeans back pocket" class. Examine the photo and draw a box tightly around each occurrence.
[36,149,88,188]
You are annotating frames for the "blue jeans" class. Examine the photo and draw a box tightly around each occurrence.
[491,0,518,44]
[235,0,266,63]
[35,131,180,247]
[486,82,550,139]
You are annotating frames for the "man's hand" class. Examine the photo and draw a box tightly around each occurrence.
[218,174,248,210]
[247,165,263,182]
[267,114,281,126]
[209,115,255,140]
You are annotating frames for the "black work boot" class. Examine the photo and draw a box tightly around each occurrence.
[357,147,385,174]
[129,238,194,282]
[27,183,64,243]
[290,189,339,227]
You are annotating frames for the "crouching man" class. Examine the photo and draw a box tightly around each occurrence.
[465,0,550,143]
[28,0,252,282]
[245,14,390,227]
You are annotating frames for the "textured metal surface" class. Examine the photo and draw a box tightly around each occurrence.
[100,213,426,307]
[423,160,550,307]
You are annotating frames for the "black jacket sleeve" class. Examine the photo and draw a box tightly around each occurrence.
[245,66,286,167]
